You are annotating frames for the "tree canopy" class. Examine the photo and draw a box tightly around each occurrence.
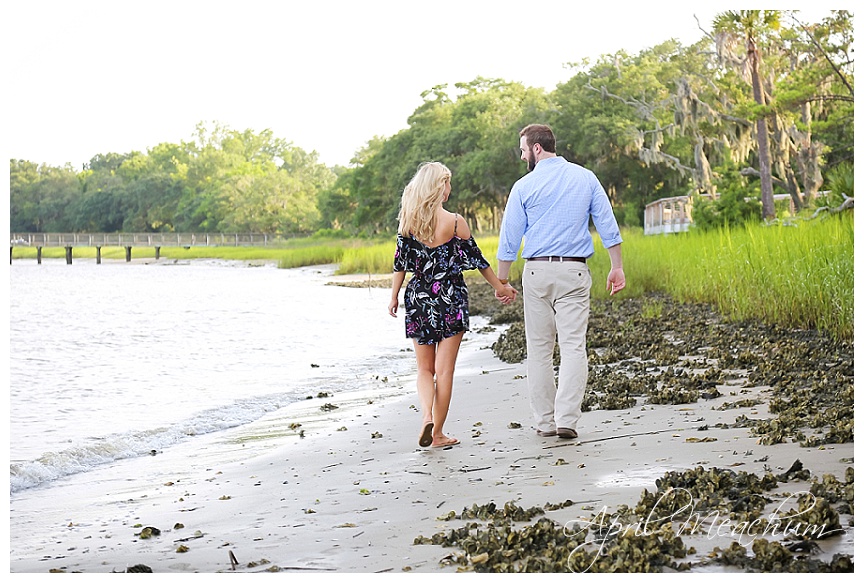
[10,10,853,235]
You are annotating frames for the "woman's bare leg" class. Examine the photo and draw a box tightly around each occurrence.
[413,341,436,429]
[431,332,463,445]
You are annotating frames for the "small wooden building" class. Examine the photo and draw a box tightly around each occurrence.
[642,193,820,235]
[643,196,692,235]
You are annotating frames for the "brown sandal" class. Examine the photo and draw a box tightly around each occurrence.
[419,422,434,447]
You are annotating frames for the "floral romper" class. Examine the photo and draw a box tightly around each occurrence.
[393,216,490,345]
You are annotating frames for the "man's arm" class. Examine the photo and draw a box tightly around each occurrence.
[494,259,515,304]
[605,244,625,295]
[496,260,513,283]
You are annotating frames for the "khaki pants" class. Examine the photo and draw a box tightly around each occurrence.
[522,260,592,432]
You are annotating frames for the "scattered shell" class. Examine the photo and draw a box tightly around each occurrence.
[137,526,161,539]
[125,565,152,573]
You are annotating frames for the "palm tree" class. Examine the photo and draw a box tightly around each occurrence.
[713,10,781,220]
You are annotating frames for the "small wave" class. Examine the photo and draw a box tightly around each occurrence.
[9,392,301,493]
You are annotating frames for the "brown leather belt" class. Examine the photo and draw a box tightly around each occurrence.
[527,256,586,263]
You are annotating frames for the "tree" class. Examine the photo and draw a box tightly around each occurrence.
[77,151,139,231]
[9,160,42,231]
[333,78,552,235]
[552,43,708,224]
[177,124,335,234]
[10,161,81,232]
[712,10,782,220]
[444,79,551,231]
[316,166,355,231]
[9,10,852,237]
[128,142,193,231]
[774,10,854,207]
[691,161,762,229]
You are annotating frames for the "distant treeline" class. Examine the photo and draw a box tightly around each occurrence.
[10,10,853,236]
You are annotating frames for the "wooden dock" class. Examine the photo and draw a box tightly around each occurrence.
[10,232,277,264]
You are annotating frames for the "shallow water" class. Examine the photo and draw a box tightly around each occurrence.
[9,259,416,492]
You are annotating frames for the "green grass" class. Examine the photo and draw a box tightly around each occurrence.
[336,241,396,275]
[12,246,124,260]
[590,214,853,341]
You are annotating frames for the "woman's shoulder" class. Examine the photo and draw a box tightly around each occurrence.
[452,212,471,240]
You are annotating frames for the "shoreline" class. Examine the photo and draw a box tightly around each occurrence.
[9,274,855,573]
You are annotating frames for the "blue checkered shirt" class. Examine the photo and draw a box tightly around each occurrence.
[497,157,623,261]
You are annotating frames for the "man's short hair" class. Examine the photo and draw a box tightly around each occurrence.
[520,124,556,153]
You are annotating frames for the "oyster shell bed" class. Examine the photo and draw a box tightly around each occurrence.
[419,285,855,573]
[480,288,854,449]
[414,460,854,573]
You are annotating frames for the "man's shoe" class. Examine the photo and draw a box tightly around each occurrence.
[557,428,578,439]
[536,429,557,437]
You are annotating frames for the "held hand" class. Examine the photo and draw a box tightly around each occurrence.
[606,268,626,296]
[504,284,518,302]
[495,283,517,304]
[387,298,399,317]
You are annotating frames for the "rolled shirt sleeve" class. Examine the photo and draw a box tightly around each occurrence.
[497,186,527,262]
[589,173,624,249]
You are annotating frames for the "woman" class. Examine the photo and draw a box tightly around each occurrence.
[388,162,516,448]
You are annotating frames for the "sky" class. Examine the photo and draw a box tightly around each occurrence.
[2,1,842,170]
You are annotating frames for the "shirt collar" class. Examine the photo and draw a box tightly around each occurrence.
[535,156,563,169]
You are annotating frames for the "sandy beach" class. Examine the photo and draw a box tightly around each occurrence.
[9,269,855,573]
[10,327,854,573]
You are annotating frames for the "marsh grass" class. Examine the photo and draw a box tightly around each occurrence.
[593,214,853,341]
[336,241,395,275]
[640,299,664,320]
[275,245,346,269]
[12,246,130,260]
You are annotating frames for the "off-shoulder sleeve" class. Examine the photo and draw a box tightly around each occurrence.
[456,237,490,271]
[393,235,413,272]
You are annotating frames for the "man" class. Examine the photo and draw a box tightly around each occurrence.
[496,124,625,439]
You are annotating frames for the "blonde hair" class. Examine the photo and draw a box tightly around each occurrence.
[397,162,451,241]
